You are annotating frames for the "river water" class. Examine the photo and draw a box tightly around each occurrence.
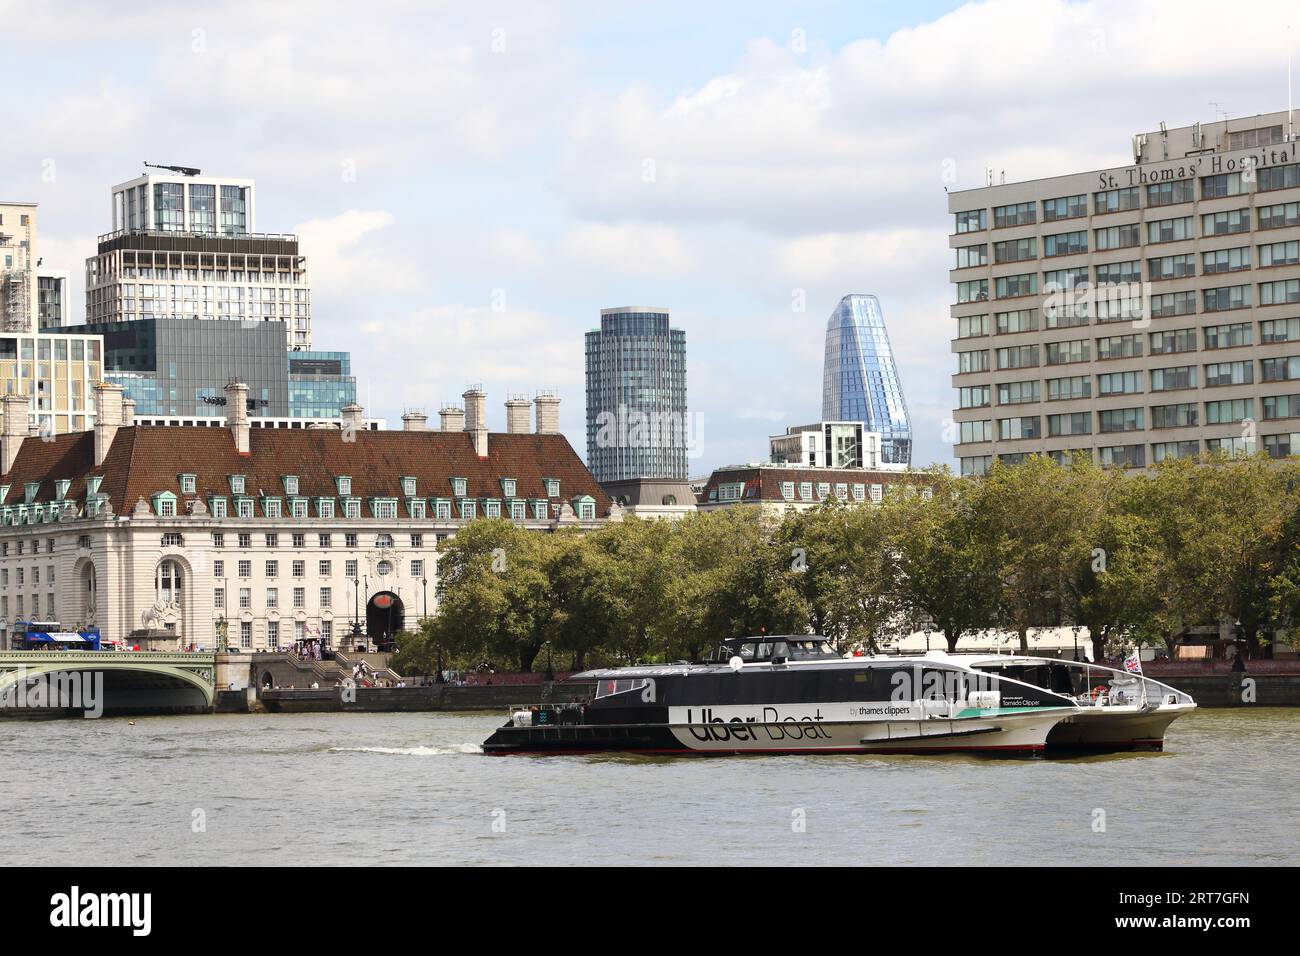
[2,708,1296,866]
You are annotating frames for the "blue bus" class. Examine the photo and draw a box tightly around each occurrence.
[11,620,103,651]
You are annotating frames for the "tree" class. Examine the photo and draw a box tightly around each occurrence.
[888,469,998,652]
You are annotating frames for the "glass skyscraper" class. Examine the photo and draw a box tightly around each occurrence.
[585,307,688,482]
[822,294,912,466]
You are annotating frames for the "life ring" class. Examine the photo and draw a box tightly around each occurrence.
[1090,685,1109,700]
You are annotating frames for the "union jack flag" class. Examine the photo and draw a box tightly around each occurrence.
[1123,650,1143,675]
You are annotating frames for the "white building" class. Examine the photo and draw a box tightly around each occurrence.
[0,382,611,651]
[769,420,904,471]
[85,170,312,351]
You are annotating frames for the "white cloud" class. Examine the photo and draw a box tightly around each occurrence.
[559,222,694,276]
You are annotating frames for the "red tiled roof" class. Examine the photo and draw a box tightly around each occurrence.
[0,427,610,515]
[700,465,915,503]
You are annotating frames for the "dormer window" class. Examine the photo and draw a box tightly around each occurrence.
[510,500,526,521]
[372,498,397,520]
[544,478,559,498]
[483,499,501,518]
[230,475,246,496]
[433,499,452,520]
[291,498,308,519]
[263,497,282,518]
[24,482,39,504]
[451,477,467,498]
[401,476,416,497]
[336,476,351,497]
[501,478,516,498]
[179,474,196,495]
[408,498,426,519]
[236,498,254,519]
[152,491,178,517]
[284,475,299,496]
[86,476,102,497]
[316,498,335,518]
[572,495,596,520]
[209,496,228,518]
[0,484,9,504]
[532,499,549,520]
[344,499,361,519]
[459,498,476,520]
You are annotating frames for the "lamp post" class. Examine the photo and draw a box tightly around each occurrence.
[352,576,360,650]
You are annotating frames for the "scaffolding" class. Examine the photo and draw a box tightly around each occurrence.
[0,226,32,332]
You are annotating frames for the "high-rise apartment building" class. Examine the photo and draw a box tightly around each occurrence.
[1,202,38,334]
[585,307,688,483]
[85,171,312,350]
[822,294,912,466]
[950,110,1300,474]
[1,201,105,435]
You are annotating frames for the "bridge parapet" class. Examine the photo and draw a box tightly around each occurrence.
[0,652,217,713]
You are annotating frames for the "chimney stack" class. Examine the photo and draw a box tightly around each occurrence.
[439,403,465,432]
[401,409,429,431]
[225,380,250,455]
[93,381,124,467]
[1,392,30,474]
[121,397,136,427]
[534,391,560,434]
[505,395,532,434]
[462,386,488,458]
[341,402,365,439]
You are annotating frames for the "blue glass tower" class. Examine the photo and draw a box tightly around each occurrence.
[821,294,912,466]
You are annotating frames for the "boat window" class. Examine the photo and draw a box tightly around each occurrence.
[756,642,775,659]
[737,642,758,660]
[594,678,650,700]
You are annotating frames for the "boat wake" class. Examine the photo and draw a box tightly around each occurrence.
[329,744,483,756]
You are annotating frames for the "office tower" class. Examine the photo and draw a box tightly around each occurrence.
[949,110,1300,474]
[85,170,312,350]
[585,306,688,482]
[822,294,913,466]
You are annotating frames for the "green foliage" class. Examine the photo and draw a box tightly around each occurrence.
[418,456,1300,672]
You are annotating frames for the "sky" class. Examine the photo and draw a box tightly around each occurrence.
[2,0,1298,473]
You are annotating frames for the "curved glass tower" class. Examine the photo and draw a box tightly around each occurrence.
[821,294,912,466]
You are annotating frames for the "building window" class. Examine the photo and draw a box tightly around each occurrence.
[544,479,560,498]
[410,533,423,548]
[266,587,279,608]
[320,587,332,607]
[510,500,526,521]
[319,560,331,575]
[452,478,467,497]
[179,474,196,494]
[402,477,416,496]
[238,560,251,577]
[292,533,305,548]
[376,533,394,548]
[230,475,246,495]
[345,559,358,578]
[344,500,360,519]
[161,532,184,547]
[240,621,251,647]
[336,476,351,496]
[284,476,299,496]
[345,533,357,548]
[292,560,305,577]
[293,587,305,608]
[214,587,225,609]
[237,499,254,519]
[267,620,280,650]
[317,499,335,518]
[318,533,332,547]
[156,559,183,605]
[265,533,278,548]
[265,560,278,577]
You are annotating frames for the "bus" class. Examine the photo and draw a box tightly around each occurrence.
[10,621,103,651]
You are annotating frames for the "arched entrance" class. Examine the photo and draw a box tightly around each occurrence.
[366,592,404,650]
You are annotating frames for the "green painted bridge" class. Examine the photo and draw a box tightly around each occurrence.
[0,651,216,716]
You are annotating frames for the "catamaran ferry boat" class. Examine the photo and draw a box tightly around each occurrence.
[483,638,1199,757]
[484,636,1092,756]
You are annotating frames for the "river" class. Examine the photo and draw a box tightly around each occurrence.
[2,708,1296,865]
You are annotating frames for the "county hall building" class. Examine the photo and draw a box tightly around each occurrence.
[0,381,610,651]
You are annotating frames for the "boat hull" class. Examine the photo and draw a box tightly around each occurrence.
[1046,704,1196,753]
[483,709,1071,757]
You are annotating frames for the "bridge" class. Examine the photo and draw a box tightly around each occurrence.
[0,651,216,717]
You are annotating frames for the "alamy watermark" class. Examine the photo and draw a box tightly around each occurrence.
[1,667,103,718]
[592,405,704,459]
